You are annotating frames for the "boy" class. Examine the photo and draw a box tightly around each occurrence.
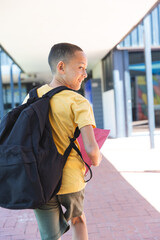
[33,43,101,240]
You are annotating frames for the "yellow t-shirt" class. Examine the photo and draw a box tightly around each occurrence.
[24,84,96,194]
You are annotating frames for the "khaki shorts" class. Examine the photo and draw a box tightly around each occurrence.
[34,189,85,240]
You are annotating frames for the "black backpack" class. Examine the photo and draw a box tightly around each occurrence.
[0,86,92,210]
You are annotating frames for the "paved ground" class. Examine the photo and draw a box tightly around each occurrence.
[0,134,160,240]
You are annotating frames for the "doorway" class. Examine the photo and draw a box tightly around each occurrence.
[129,51,160,133]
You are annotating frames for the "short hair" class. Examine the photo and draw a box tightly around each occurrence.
[48,43,83,74]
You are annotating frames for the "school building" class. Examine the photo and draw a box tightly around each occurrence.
[89,2,160,141]
[0,1,160,143]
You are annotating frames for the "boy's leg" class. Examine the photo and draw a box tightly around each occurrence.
[58,189,88,240]
[34,196,69,240]
[71,212,88,240]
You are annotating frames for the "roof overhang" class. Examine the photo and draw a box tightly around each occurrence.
[0,0,159,82]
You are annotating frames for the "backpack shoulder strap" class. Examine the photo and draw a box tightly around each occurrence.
[29,87,38,98]
[29,86,72,99]
[64,127,93,182]
[71,140,93,182]
[44,86,72,98]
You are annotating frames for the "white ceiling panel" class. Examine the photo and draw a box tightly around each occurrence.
[0,0,158,81]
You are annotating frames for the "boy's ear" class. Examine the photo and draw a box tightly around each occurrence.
[57,61,65,74]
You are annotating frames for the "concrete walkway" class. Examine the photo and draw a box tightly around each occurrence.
[0,134,160,240]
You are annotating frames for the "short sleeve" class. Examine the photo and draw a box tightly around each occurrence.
[71,95,96,129]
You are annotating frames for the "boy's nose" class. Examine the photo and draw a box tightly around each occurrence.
[84,70,87,78]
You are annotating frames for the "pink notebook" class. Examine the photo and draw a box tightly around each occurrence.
[77,128,110,173]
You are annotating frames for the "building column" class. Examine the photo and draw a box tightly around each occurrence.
[0,50,4,120]
[123,51,132,137]
[113,50,126,137]
[144,14,155,148]
[10,63,15,109]
[112,50,132,137]
[18,70,22,104]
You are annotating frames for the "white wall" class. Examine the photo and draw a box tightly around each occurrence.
[92,61,116,136]
[92,61,102,78]
[92,62,104,91]
[103,90,116,138]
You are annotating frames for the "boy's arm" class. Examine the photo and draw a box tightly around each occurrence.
[80,125,102,166]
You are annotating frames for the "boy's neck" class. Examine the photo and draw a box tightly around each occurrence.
[48,76,66,88]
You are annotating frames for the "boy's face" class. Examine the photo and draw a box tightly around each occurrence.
[63,51,88,91]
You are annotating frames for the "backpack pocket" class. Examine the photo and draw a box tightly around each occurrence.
[0,145,45,209]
